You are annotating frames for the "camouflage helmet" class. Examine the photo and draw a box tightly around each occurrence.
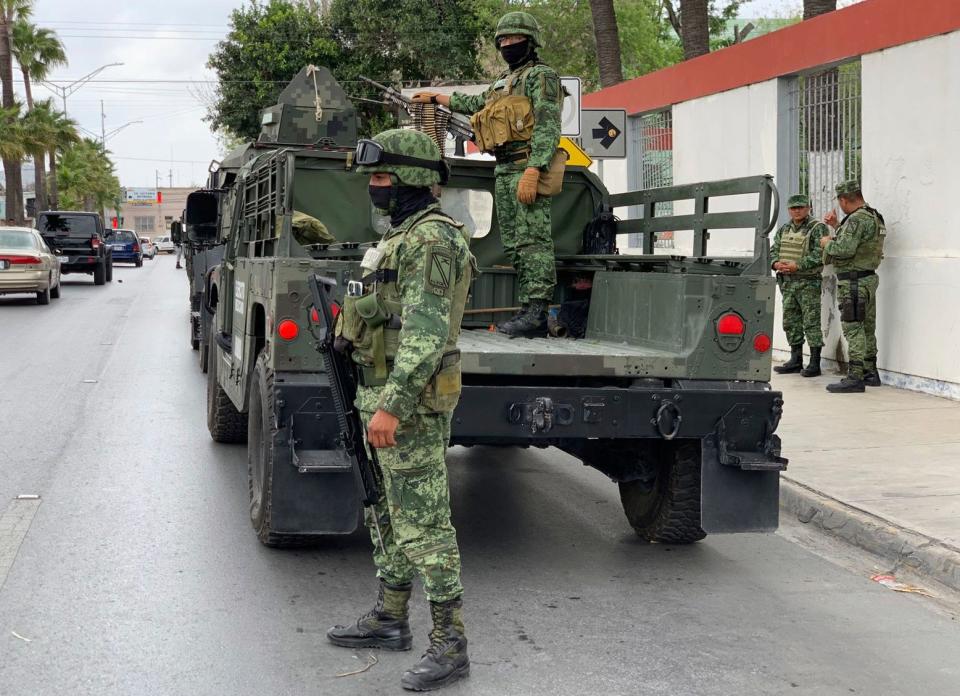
[495,11,542,48]
[835,180,862,197]
[355,128,446,187]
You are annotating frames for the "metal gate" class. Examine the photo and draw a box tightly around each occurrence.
[626,109,673,249]
[791,62,862,218]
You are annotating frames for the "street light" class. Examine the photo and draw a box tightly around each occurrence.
[39,62,125,114]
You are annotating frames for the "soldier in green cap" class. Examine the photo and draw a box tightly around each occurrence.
[412,11,563,337]
[820,180,885,393]
[770,193,829,377]
[326,129,474,691]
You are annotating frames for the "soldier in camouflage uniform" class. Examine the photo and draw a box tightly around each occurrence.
[820,180,885,393]
[326,129,474,691]
[413,11,563,337]
[770,194,828,377]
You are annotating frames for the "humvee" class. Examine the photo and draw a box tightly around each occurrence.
[189,66,787,547]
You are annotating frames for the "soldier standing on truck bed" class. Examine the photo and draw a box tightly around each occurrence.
[326,129,475,691]
[771,194,828,378]
[412,11,563,337]
[820,180,885,393]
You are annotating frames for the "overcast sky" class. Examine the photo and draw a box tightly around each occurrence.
[29,0,864,189]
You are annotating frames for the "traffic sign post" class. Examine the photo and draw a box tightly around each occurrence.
[580,108,627,159]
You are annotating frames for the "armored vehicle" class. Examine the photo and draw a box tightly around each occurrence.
[190,66,787,547]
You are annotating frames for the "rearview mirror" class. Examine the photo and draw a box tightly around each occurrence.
[170,220,183,245]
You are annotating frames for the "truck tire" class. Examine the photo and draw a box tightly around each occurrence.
[247,352,306,547]
[191,315,200,351]
[93,261,106,286]
[618,441,707,544]
[199,340,209,373]
[106,258,113,282]
[206,342,247,444]
[135,256,143,268]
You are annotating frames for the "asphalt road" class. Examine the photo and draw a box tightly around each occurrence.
[1,257,958,696]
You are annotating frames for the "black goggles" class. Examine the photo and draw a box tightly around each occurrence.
[355,139,449,184]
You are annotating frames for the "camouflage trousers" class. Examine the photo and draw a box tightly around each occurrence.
[837,274,879,379]
[494,169,556,303]
[779,277,823,347]
[360,407,463,603]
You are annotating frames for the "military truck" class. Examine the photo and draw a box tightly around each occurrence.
[190,66,787,547]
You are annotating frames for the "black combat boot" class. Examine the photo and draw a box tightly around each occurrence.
[774,345,804,374]
[826,368,865,393]
[497,299,548,338]
[326,581,413,651]
[495,304,527,333]
[401,598,470,691]
[863,359,882,387]
[801,346,822,378]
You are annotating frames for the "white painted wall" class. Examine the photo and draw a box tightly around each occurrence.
[861,30,960,391]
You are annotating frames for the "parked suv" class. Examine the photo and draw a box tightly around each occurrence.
[36,211,113,285]
[105,228,143,267]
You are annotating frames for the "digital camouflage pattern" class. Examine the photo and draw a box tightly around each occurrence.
[835,179,862,197]
[450,59,562,303]
[258,65,356,146]
[771,215,827,347]
[826,204,884,378]
[787,194,810,208]
[351,196,472,603]
[837,273,879,379]
[495,10,543,46]
[360,411,462,603]
[355,128,444,188]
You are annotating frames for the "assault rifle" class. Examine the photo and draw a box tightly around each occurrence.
[359,76,474,143]
[307,274,385,551]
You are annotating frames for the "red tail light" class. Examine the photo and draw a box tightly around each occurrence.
[310,307,320,323]
[2,255,43,265]
[753,333,772,353]
[331,302,340,318]
[91,236,101,249]
[717,312,745,336]
[277,319,299,341]
[133,243,141,252]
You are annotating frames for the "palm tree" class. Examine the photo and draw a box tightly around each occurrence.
[0,0,33,222]
[20,98,55,210]
[0,102,23,160]
[680,0,709,60]
[589,0,623,87]
[804,0,837,20]
[12,21,66,216]
[46,106,77,209]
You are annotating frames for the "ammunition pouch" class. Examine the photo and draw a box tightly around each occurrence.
[471,94,535,153]
[420,350,462,413]
[536,148,568,197]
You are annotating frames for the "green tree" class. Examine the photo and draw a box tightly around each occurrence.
[46,106,78,209]
[12,22,65,214]
[0,0,33,223]
[0,102,23,162]
[19,98,57,211]
[57,138,120,213]
[206,0,341,140]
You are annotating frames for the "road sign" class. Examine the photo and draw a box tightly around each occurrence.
[580,109,627,159]
[559,137,592,168]
[560,77,581,137]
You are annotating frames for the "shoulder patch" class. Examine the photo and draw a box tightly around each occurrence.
[542,73,560,103]
[424,244,454,297]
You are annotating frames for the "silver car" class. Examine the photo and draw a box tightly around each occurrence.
[154,235,176,254]
[0,227,62,304]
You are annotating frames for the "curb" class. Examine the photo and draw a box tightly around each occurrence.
[780,477,960,594]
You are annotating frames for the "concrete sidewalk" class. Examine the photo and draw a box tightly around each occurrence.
[772,370,960,592]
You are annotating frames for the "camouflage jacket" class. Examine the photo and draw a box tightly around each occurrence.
[449,60,562,171]
[357,203,473,420]
[770,216,828,279]
[824,205,885,273]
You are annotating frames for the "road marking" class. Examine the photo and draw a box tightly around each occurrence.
[0,497,42,592]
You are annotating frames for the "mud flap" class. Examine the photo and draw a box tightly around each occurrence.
[700,435,780,533]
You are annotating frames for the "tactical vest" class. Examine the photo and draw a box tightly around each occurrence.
[830,206,886,272]
[777,219,821,277]
[470,66,536,153]
[339,208,474,414]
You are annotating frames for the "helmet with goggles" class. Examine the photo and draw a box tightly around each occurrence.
[355,129,448,187]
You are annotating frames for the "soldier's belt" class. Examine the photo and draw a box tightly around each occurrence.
[836,270,876,281]
[494,148,530,164]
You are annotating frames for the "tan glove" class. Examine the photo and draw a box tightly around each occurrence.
[516,167,540,205]
[411,91,440,104]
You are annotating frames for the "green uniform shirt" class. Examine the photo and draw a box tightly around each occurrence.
[824,206,884,272]
[449,60,562,171]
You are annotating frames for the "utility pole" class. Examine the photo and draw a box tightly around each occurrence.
[100,101,106,150]
[168,169,173,188]
[155,170,160,190]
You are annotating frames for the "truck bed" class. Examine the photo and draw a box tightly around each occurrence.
[458,329,679,378]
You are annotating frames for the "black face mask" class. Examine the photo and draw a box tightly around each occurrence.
[369,184,437,227]
[499,39,531,70]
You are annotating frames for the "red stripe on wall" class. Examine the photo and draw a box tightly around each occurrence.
[583,0,960,115]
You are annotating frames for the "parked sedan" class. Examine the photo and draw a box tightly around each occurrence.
[0,227,62,305]
[154,236,175,254]
[140,236,157,260]
[105,228,143,267]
